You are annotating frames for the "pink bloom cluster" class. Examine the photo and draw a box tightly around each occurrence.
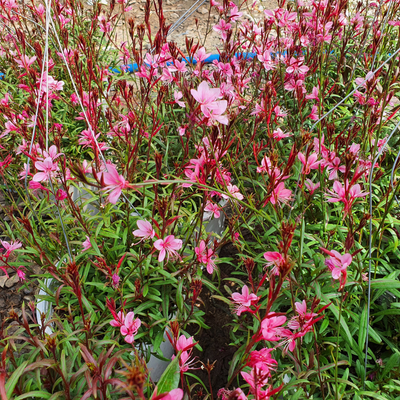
[110,310,141,344]
[195,240,217,274]
[324,249,353,291]
[231,285,259,316]
[191,81,228,126]
[171,335,196,372]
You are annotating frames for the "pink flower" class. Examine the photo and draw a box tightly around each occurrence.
[286,57,309,75]
[29,181,49,196]
[229,4,243,21]
[263,252,285,275]
[173,60,188,73]
[152,388,184,400]
[98,15,111,33]
[306,86,320,101]
[178,126,186,136]
[15,54,37,69]
[195,240,216,274]
[273,105,287,118]
[247,349,277,376]
[33,157,59,182]
[202,100,229,125]
[298,152,321,174]
[111,274,120,289]
[327,180,346,203]
[102,165,131,204]
[82,236,92,252]
[1,240,22,258]
[110,310,125,327]
[355,71,374,86]
[305,179,320,194]
[174,91,185,107]
[191,81,221,106]
[154,235,183,262]
[55,189,68,201]
[326,180,367,218]
[17,267,26,281]
[78,130,109,151]
[172,335,196,372]
[213,19,232,40]
[194,47,211,63]
[120,311,141,343]
[287,300,317,330]
[326,157,345,180]
[270,182,292,206]
[309,104,319,120]
[325,250,352,290]
[260,315,287,341]
[37,145,62,162]
[231,285,259,316]
[132,220,155,240]
[240,368,270,399]
[205,201,221,218]
[354,90,366,105]
[222,184,244,201]
[272,128,292,141]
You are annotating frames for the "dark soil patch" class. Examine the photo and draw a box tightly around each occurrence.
[186,235,253,398]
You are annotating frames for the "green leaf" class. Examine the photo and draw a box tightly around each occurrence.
[5,361,29,398]
[370,279,400,289]
[359,305,368,351]
[356,391,389,400]
[14,391,52,400]
[211,295,232,306]
[153,352,180,392]
[382,353,400,378]
[321,294,363,359]
[176,280,184,314]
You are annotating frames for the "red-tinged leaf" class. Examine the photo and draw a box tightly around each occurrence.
[55,284,65,308]
[165,216,183,227]
[32,337,48,355]
[151,218,161,231]
[24,359,55,373]
[308,315,325,327]
[327,83,336,94]
[104,378,125,386]
[351,248,363,257]
[0,370,7,400]
[85,370,93,388]
[21,306,31,336]
[104,350,126,380]
[319,247,335,257]
[317,302,332,313]
[166,330,173,346]
[70,364,88,386]
[267,383,284,396]
[81,388,94,400]
[256,273,268,291]
[92,377,98,399]
[386,107,400,122]
[79,344,97,367]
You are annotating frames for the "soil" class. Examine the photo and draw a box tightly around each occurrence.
[186,245,237,396]
[104,0,278,51]
[186,227,256,397]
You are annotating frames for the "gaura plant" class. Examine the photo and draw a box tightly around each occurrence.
[0,0,400,398]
